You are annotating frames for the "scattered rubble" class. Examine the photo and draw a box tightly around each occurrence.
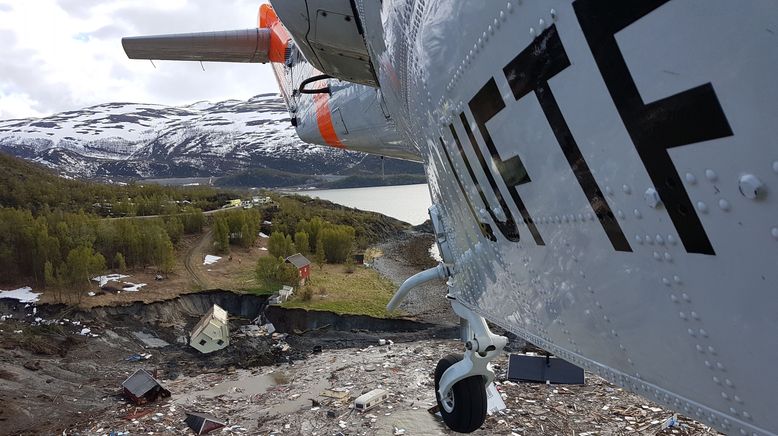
[0,314,725,435]
[0,285,726,435]
[73,337,716,434]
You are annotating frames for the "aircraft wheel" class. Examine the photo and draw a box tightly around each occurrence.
[434,353,487,433]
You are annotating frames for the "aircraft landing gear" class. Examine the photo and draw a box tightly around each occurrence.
[434,353,487,433]
[385,262,507,433]
[434,300,508,433]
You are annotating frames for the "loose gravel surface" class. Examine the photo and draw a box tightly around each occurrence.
[372,232,459,326]
[72,339,724,436]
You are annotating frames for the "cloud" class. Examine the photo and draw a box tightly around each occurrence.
[0,0,278,120]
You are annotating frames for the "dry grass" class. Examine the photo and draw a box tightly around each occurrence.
[282,263,398,318]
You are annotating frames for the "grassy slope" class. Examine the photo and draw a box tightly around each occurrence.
[282,263,398,318]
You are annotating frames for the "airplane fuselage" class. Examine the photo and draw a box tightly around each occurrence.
[282,2,778,435]
[123,1,778,434]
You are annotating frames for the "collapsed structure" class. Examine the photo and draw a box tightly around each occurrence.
[184,411,226,435]
[122,369,171,405]
[189,304,229,354]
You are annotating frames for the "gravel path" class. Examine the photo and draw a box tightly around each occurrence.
[372,232,459,326]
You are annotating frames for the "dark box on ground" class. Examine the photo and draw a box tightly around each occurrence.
[507,354,585,384]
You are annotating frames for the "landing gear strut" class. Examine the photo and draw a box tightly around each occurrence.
[387,263,507,433]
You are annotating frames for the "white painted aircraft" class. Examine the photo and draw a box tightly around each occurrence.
[123,1,778,434]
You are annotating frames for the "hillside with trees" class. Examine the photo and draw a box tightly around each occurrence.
[0,152,411,305]
[0,152,231,216]
[0,153,256,301]
[267,194,408,248]
[253,194,410,293]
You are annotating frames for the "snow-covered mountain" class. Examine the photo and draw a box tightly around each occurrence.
[0,94,418,180]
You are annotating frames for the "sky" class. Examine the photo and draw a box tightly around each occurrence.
[0,0,278,120]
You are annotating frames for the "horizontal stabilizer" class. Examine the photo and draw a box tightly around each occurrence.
[122,28,270,63]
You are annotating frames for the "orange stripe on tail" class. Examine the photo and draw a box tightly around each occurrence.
[313,93,345,148]
[258,4,289,63]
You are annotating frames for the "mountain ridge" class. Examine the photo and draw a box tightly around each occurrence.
[0,94,422,181]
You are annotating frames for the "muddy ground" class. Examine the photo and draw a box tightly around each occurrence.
[0,232,725,436]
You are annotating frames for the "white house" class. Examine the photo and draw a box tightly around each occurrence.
[279,285,294,301]
[189,304,230,354]
[268,285,295,306]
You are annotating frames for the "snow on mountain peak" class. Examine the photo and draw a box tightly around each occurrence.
[0,94,360,179]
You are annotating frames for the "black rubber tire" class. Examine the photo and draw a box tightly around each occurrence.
[434,353,487,433]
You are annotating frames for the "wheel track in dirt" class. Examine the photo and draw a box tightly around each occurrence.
[184,227,213,289]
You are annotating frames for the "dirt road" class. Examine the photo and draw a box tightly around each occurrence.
[183,227,212,289]
[105,205,241,221]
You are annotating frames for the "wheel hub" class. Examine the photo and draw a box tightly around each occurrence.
[442,387,455,413]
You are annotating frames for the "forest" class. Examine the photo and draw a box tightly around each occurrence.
[255,217,357,290]
[0,152,410,302]
[0,152,232,216]
[267,194,407,248]
[253,194,408,290]
[0,153,254,296]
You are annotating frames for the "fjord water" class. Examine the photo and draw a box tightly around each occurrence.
[299,184,432,225]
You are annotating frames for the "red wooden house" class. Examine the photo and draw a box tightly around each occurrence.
[285,253,311,286]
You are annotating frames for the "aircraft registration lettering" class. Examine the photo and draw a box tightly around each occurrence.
[501,25,631,252]
[438,137,497,242]
[447,122,521,241]
[467,81,546,246]
[574,0,733,255]
[446,1,734,256]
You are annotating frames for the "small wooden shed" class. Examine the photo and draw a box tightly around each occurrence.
[184,411,226,435]
[285,253,311,286]
[122,369,170,405]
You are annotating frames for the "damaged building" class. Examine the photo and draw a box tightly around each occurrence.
[122,369,171,405]
[189,304,230,354]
